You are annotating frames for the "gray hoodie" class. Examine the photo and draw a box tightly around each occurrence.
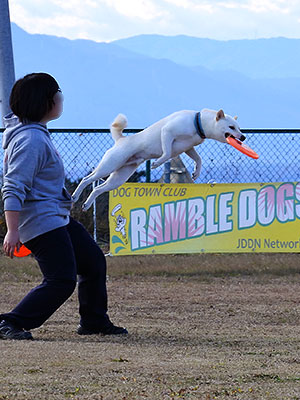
[2,113,73,243]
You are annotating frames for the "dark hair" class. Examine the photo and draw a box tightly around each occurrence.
[9,73,59,123]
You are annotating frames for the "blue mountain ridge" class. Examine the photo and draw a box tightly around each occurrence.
[7,24,300,129]
[113,34,300,79]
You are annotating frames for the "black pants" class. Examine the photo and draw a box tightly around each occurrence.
[0,218,110,331]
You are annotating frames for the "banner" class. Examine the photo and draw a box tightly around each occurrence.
[109,182,300,255]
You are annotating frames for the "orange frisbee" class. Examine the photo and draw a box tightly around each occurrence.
[226,136,259,159]
[13,244,31,257]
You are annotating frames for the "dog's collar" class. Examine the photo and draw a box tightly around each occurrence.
[194,112,206,139]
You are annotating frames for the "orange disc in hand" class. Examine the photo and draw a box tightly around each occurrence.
[226,136,259,159]
[13,244,31,257]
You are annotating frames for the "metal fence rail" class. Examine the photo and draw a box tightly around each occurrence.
[1,128,300,184]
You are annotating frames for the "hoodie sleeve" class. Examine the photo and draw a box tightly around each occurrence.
[2,132,46,211]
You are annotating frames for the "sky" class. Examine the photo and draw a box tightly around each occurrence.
[8,0,300,42]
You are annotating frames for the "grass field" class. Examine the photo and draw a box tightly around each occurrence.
[0,253,300,399]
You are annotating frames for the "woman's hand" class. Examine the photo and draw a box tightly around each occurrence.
[3,230,21,258]
[3,211,21,258]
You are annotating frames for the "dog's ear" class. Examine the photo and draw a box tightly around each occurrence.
[216,109,225,121]
[234,115,238,120]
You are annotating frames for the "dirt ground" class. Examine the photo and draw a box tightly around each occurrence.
[0,253,300,400]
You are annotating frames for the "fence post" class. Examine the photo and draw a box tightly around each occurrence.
[164,161,171,183]
[146,160,151,182]
[92,181,97,243]
[0,0,15,125]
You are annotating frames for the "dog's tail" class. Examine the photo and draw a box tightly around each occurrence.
[110,114,128,142]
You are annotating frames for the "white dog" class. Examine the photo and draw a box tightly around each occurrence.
[72,109,245,211]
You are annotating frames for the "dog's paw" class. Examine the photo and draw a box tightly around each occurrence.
[82,202,90,212]
[192,172,200,181]
[151,161,160,169]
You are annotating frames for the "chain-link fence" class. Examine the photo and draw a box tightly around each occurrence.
[1,128,300,184]
[1,128,300,244]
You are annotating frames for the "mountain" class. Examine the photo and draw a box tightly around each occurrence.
[113,34,300,79]
[6,24,300,128]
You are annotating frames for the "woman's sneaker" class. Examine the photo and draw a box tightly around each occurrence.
[0,320,33,340]
[77,323,128,336]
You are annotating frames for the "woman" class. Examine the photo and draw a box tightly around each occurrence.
[0,72,127,340]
